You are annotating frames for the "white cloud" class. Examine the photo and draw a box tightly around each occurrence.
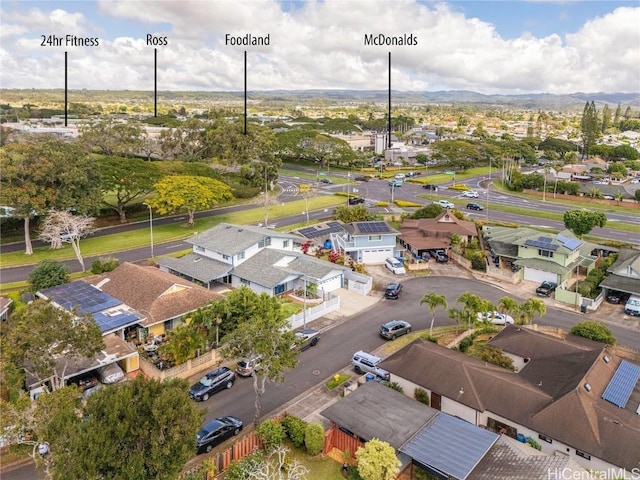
[1,1,638,94]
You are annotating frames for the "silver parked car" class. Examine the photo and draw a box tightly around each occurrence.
[379,320,412,340]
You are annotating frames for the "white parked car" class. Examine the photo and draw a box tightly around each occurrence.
[394,173,406,180]
[462,190,479,198]
[436,200,455,209]
[477,311,515,325]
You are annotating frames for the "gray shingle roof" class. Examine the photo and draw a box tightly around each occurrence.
[157,253,232,283]
[231,249,348,288]
[186,223,302,256]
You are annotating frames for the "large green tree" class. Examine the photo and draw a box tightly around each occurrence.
[563,210,607,237]
[28,260,70,292]
[0,138,102,254]
[97,156,164,223]
[333,204,375,223]
[150,175,233,225]
[276,130,356,168]
[6,300,104,391]
[79,118,144,157]
[580,101,599,157]
[570,320,616,345]
[47,377,202,480]
[220,287,298,427]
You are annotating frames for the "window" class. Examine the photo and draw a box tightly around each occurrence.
[368,235,382,241]
[195,246,205,253]
[238,251,245,260]
[538,433,553,444]
[283,240,289,248]
[538,249,554,258]
[576,450,591,461]
[240,278,250,285]
[265,237,271,247]
[259,239,265,248]
[222,254,229,260]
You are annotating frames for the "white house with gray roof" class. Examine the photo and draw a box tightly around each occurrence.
[158,223,348,296]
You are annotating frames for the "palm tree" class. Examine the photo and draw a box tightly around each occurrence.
[456,292,484,330]
[160,324,205,365]
[448,307,465,335]
[420,292,448,336]
[519,298,547,325]
[587,187,602,199]
[498,296,521,321]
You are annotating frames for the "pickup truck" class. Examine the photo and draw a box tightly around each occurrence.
[536,281,557,297]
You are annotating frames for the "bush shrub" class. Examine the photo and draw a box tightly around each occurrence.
[225,451,264,480]
[479,347,515,370]
[281,415,307,448]
[394,200,422,207]
[304,422,325,456]
[381,381,404,393]
[570,320,616,345]
[458,336,474,353]
[28,259,70,292]
[90,256,120,274]
[256,418,285,451]
[414,387,430,406]
[374,201,389,207]
[448,183,471,191]
[526,437,542,451]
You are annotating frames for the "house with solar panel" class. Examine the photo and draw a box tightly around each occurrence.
[483,226,598,286]
[329,221,401,264]
[32,280,144,396]
[158,223,349,297]
[379,325,640,474]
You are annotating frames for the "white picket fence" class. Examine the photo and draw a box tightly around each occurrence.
[286,294,340,330]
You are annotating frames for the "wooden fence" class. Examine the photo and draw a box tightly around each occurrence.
[323,425,363,460]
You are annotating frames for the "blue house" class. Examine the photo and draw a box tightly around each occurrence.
[330,221,400,264]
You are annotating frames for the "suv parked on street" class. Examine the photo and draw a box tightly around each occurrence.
[379,320,412,340]
[293,328,320,351]
[352,351,390,380]
[236,355,263,377]
[466,202,483,211]
[536,281,557,297]
[384,283,403,299]
[189,367,235,401]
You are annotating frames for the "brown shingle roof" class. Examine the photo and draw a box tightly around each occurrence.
[85,263,221,326]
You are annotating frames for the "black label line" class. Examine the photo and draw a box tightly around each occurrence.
[65,51,68,127]
[244,50,247,135]
[154,48,158,117]
[388,51,391,149]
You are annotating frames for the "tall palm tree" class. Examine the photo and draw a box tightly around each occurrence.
[420,292,448,336]
[519,298,547,325]
[456,292,484,330]
[498,296,521,321]
[448,307,465,335]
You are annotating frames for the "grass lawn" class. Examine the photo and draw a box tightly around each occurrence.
[285,444,345,480]
[408,166,491,185]
[0,196,344,269]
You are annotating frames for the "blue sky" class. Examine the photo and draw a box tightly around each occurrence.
[1,1,639,93]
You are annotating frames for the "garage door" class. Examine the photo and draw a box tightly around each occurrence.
[523,268,557,284]
[318,274,343,293]
[361,248,394,264]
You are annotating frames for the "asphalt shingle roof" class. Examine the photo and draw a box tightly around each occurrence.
[158,253,232,283]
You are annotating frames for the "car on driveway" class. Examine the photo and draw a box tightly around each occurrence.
[384,283,403,299]
[348,196,365,205]
[320,178,333,184]
[466,202,483,211]
[436,200,454,209]
[476,311,514,325]
[294,328,320,351]
[196,416,243,454]
[536,281,557,297]
[431,249,449,263]
[351,351,390,380]
[462,190,479,198]
[379,320,412,340]
[189,367,235,401]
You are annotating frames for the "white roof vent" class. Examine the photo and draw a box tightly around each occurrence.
[584,383,592,392]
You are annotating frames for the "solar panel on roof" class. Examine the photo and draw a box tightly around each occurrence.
[556,234,583,251]
[525,239,559,251]
[602,360,640,408]
[93,310,142,334]
[41,281,122,314]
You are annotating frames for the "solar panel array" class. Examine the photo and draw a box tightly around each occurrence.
[355,221,391,234]
[298,221,345,239]
[93,310,142,334]
[556,234,583,251]
[524,236,559,251]
[601,360,640,408]
[41,281,122,314]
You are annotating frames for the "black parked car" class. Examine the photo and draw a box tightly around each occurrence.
[536,281,557,297]
[348,196,365,205]
[354,176,370,182]
[189,367,235,401]
[466,202,484,211]
[196,416,243,454]
[606,291,629,304]
[422,184,438,191]
[384,283,403,299]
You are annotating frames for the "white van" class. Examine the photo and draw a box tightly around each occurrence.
[624,295,640,316]
[385,257,406,275]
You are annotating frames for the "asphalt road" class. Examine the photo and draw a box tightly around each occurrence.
[3,275,638,480]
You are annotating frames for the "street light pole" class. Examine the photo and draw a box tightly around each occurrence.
[142,202,154,258]
[303,275,307,329]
